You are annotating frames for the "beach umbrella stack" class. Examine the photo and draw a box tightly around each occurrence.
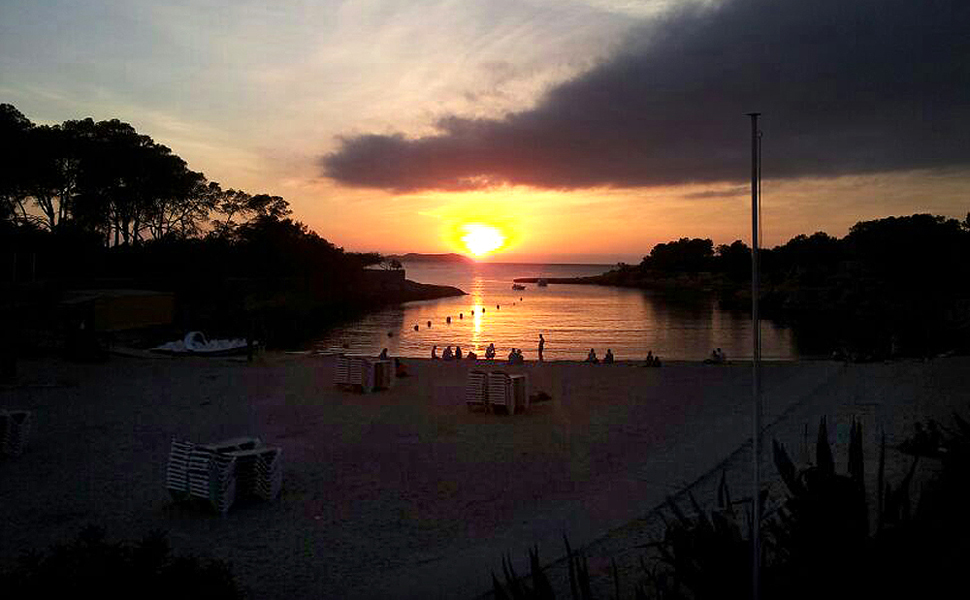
[0,409,31,457]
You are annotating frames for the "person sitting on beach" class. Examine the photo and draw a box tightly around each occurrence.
[431,345,439,359]
[515,349,525,364]
[586,348,599,364]
[455,346,463,360]
[442,346,454,360]
[604,349,614,364]
[485,343,496,360]
[466,351,477,360]
[395,358,409,377]
[652,354,662,367]
[379,348,388,360]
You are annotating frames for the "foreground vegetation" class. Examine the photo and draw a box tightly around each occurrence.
[493,413,970,599]
[0,527,245,599]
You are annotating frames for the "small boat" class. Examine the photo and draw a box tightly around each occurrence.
[537,278,548,287]
[151,331,252,356]
[511,283,526,290]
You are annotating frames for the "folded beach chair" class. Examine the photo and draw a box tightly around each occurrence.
[465,370,488,411]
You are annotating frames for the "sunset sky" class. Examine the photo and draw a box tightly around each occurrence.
[2,0,967,263]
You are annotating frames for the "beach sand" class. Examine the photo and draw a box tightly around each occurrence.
[2,354,967,598]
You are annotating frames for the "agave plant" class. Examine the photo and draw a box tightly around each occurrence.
[642,472,751,600]
[492,535,633,600]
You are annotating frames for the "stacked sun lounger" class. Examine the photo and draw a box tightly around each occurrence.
[335,355,393,393]
[165,438,195,498]
[372,359,393,390]
[487,372,511,412]
[335,356,352,385]
[227,446,284,502]
[465,370,488,410]
[0,409,32,457]
[166,436,280,513]
[481,372,530,414]
[508,374,530,413]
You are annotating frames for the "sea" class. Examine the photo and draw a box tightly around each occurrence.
[313,261,800,361]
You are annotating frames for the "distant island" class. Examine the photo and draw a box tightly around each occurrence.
[385,253,475,263]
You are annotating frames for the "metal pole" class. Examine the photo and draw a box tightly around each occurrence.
[746,112,762,600]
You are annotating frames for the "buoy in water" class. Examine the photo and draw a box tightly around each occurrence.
[446,316,451,323]
[459,313,463,319]
[496,304,500,309]
[414,325,419,331]
[387,331,394,337]
[427,321,431,328]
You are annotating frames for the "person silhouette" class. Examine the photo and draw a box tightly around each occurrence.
[538,334,545,362]
[443,346,454,360]
[455,346,463,360]
[378,348,388,359]
[604,349,614,364]
[586,348,599,364]
[431,345,438,359]
[486,343,496,360]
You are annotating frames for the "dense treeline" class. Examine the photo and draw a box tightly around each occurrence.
[599,214,970,357]
[1,103,382,348]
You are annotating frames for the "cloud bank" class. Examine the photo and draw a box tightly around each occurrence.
[322,0,969,192]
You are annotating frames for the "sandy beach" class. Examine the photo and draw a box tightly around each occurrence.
[2,353,968,599]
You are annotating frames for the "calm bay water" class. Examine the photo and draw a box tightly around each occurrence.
[314,262,798,361]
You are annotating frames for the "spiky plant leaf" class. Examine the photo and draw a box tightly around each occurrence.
[773,438,803,497]
[817,417,835,475]
[877,430,886,532]
[493,571,512,600]
[529,546,555,600]
[611,557,620,600]
[564,535,579,600]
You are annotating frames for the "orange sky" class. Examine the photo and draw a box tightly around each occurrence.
[2,0,967,263]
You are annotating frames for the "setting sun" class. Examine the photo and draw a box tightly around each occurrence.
[460,223,506,257]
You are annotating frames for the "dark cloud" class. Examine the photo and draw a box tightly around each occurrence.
[322,0,970,192]
[681,186,749,199]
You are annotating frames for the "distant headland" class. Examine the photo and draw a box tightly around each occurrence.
[386,253,475,263]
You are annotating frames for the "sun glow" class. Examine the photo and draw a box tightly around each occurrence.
[460,223,506,257]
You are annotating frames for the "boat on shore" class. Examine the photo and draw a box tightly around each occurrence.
[537,278,548,287]
[151,331,253,356]
[511,283,526,290]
